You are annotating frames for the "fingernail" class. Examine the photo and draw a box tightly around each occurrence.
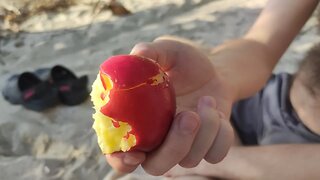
[200,96,216,108]
[179,113,199,135]
[123,155,141,166]
[130,44,147,55]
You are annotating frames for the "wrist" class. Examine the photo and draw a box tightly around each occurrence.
[209,39,275,101]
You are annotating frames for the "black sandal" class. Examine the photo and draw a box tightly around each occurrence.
[35,65,89,106]
[2,72,58,111]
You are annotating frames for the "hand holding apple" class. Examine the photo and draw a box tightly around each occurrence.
[104,36,234,175]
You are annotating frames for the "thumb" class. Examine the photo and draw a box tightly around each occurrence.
[130,42,158,61]
[105,151,146,173]
[130,42,173,71]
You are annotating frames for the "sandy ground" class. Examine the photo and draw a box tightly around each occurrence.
[0,0,319,179]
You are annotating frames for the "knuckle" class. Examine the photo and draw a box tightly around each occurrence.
[204,152,225,164]
[179,157,201,168]
[165,143,189,158]
[206,115,221,128]
[142,164,165,176]
[199,109,220,126]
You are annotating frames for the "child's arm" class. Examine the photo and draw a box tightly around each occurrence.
[212,0,319,102]
[222,144,320,179]
[167,144,320,179]
[204,144,320,179]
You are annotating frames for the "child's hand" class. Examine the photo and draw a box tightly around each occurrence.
[105,36,234,175]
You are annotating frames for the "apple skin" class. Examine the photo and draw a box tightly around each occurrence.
[99,55,176,152]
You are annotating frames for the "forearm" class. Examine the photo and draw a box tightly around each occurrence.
[245,0,319,60]
[197,144,320,179]
[211,0,318,101]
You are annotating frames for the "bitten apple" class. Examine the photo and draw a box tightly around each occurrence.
[91,55,176,154]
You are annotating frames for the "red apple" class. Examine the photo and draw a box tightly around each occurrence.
[91,55,176,154]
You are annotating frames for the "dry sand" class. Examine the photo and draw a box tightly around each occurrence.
[0,0,319,179]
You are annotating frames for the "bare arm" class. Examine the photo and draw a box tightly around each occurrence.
[211,0,319,101]
[194,144,320,179]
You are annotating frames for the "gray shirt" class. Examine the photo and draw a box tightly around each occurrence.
[232,73,320,145]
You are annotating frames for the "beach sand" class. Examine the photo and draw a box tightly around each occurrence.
[0,0,319,179]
